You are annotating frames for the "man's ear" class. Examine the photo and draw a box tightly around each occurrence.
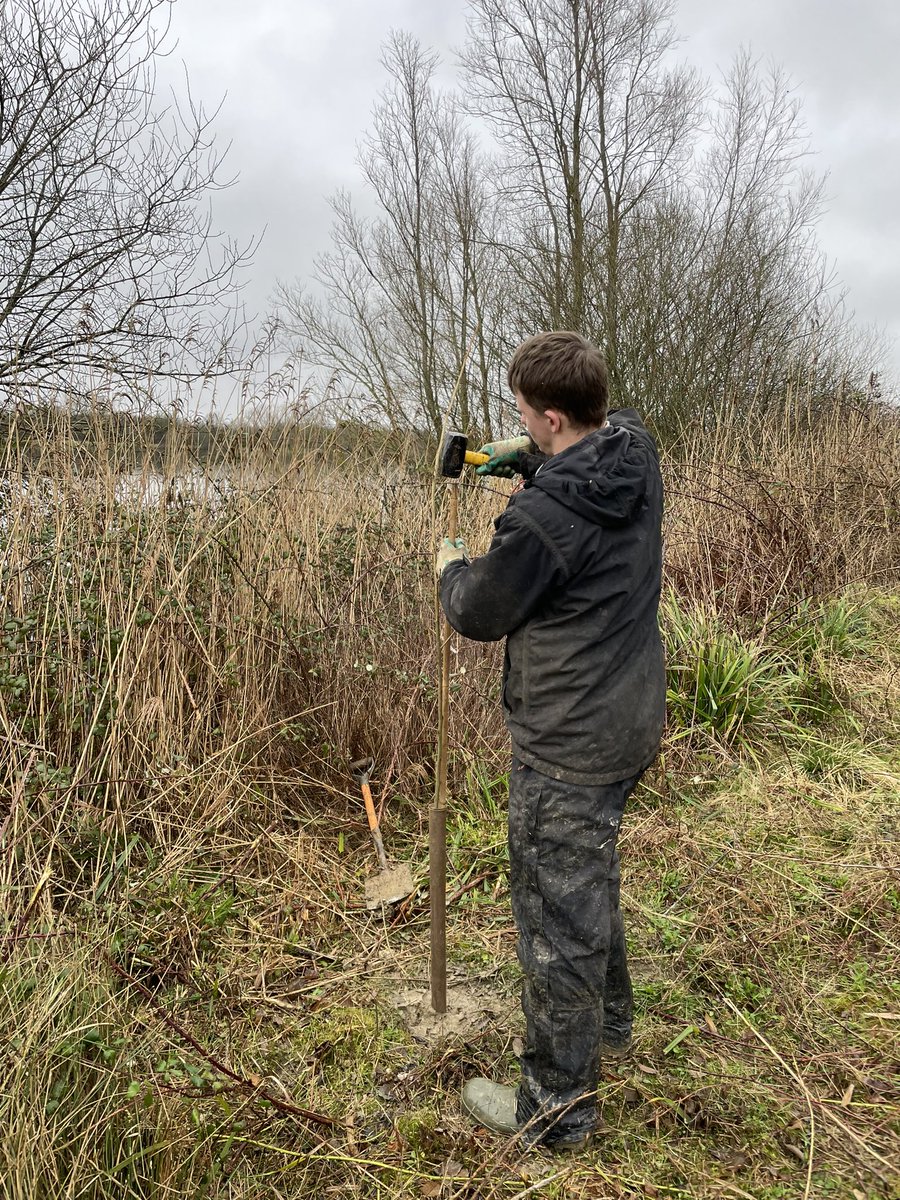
[545,408,563,434]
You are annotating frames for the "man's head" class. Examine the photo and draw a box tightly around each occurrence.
[507,332,608,455]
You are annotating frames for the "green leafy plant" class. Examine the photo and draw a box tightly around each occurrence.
[777,596,876,663]
[662,595,809,748]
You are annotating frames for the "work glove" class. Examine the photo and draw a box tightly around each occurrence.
[435,537,467,577]
[474,435,534,478]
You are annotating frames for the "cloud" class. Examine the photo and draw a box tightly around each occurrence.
[156,0,900,391]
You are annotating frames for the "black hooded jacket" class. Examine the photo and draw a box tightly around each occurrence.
[439,408,665,785]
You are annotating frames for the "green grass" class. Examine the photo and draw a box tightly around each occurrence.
[662,593,816,749]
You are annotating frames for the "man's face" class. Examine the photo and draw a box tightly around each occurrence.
[514,390,556,454]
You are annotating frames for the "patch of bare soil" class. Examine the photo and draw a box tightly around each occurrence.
[392,977,520,1043]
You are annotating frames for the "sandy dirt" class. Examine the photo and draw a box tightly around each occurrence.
[392,978,521,1043]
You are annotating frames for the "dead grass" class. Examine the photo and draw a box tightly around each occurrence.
[0,395,898,1198]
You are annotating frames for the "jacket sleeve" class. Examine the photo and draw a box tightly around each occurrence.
[439,505,569,642]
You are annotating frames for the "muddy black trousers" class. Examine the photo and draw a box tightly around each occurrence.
[508,756,642,1146]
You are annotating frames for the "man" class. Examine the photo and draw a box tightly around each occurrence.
[435,331,665,1150]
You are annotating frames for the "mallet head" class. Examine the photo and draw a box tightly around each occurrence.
[440,430,468,479]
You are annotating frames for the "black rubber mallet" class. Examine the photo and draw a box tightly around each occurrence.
[439,431,490,479]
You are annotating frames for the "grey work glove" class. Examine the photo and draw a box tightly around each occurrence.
[474,435,534,478]
[435,537,467,577]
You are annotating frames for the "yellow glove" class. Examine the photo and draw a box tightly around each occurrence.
[436,537,467,577]
[474,435,533,477]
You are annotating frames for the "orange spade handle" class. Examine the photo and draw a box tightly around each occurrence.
[361,780,378,832]
[361,779,389,871]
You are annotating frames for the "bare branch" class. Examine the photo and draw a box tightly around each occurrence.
[0,0,255,394]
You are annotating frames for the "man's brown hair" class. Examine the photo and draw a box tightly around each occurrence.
[507,331,608,427]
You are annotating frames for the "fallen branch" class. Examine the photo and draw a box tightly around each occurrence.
[104,952,342,1132]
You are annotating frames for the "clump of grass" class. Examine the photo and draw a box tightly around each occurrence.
[0,942,224,1195]
[795,735,895,790]
[779,595,878,662]
[662,593,811,749]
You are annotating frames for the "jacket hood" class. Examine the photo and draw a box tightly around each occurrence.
[524,409,656,527]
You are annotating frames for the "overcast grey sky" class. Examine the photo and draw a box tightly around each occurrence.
[161,0,900,396]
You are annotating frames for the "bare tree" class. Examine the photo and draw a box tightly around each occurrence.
[617,52,853,430]
[0,0,252,394]
[431,100,512,434]
[360,34,447,431]
[462,0,703,400]
[279,33,509,436]
[281,3,876,437]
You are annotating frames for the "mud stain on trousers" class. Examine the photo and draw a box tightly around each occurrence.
[508,756,642,1145]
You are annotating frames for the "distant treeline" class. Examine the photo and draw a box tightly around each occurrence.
[0,403,431,474]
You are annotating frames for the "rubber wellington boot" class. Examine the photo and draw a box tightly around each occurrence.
[461,1078,519,1135]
